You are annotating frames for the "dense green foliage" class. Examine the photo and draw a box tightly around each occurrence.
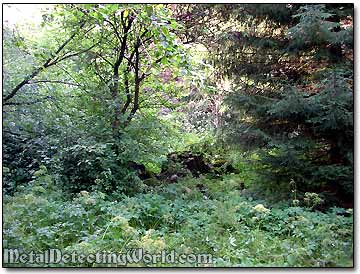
[3,167,353,267]
[3,4,353,268]
[176,4,353,206]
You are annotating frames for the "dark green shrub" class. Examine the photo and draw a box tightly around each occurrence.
[55,143,141,194]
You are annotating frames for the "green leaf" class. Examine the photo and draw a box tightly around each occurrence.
[287,254,297,265]
[145,5,153,16]
[162,26,170,37]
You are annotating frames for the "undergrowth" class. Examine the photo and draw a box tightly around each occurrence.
[3,166,353,267]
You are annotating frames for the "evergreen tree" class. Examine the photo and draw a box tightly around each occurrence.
[179,4,353,205]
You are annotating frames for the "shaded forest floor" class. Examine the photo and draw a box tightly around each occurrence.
[3,154,353,267]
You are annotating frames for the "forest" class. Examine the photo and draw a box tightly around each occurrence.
[3,4,353,267]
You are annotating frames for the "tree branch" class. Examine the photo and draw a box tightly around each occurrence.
[27,80,82,87]
[105,18,121,42]
[121,62,132,114]
[49,42,98,65]
[3,22,86,103]
[96,52,113,66]
[125,39,141,126]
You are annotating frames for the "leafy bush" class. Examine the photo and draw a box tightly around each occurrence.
[3,172,353,267]
[54,142,142,194]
